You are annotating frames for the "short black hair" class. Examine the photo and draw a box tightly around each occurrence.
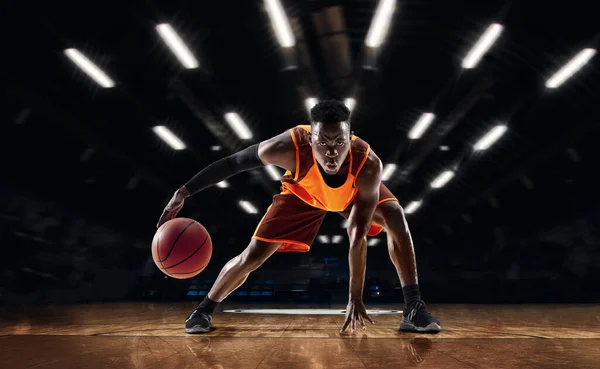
[310,100,351,125]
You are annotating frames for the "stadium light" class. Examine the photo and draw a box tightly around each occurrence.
[408,113,435,139]
[462,23,504,69]
[264,0,295,47]
[239,200,258,214]
[430,170,455,189]
[344,98,356,112]
[404,200,421,214]
[156,23,199,69]
[152,126,186,150]
[265,165,281,181]
[382,164,397,181]
[365,0,396,48]
[546,48,597,88]
[64,48,115,88]
[224,113,253,140]
[474,125,507,151]
[305,97,318,112]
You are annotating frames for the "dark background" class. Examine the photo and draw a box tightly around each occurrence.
[1,0,599,307]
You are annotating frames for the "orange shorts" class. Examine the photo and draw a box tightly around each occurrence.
[252,184,398,252]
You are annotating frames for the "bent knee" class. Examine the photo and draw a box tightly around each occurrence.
[238,239,281,271]
[377,201,407,230]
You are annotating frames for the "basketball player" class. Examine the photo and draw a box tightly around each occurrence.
[157,100,441,334]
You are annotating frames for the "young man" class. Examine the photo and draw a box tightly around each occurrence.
[157,100,441,334]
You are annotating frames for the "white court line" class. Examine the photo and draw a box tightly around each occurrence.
[222,309,402,315]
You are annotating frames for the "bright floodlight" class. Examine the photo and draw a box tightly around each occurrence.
[317,235,330,243]
[152,126,186,150]
[156,23,199,69]
[462,23,504,69]
[545,48,597,88]
[224,113,253,140]
[265,0,295,47]
[305,97,318,112]
[344,98,356,112]
[474,125,507,151]
[332,235,344,244]
[365,0,396,48]
[430,170,455,189]
[408,113,435,139]
[404,200,421,214]
[382,164,397,181]
[216,181,229,188]
[265,165,281,181]
[239,200,258,214]
[368,238,381,246]
[64,48,115,88]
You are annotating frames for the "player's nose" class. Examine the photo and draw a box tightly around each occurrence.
[325,149,338,158]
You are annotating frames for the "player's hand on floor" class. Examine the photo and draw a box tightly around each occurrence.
[340,299,375,333]
[156,187,189,228]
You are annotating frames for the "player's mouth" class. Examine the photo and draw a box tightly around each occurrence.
[324,162,338,172]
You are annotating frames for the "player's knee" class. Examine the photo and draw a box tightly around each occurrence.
[379,201,407,231]
[238,240,273,272]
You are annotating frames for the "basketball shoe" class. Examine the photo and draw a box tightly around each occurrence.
[399,300,441,333]
[185,307,212,334]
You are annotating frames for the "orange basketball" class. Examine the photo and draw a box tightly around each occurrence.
[152,217,212,279]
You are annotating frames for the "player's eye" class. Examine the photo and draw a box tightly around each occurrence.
[337,141,345,146]
[319,142,327,146]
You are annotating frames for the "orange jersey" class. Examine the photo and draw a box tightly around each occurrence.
[280,125,371,212]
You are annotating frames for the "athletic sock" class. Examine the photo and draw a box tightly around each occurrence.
[402,284,421,308]
[198,296,219,315]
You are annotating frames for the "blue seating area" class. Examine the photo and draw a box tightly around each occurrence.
[186,276,399,302]
[187,278,277,300]
[186,279,214,297]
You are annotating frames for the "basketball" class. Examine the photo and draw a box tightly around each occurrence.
[152,217,212,279]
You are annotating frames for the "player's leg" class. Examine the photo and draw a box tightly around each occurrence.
[340,184,440,333]
[374,197,441,333]
[373,201,418,287]
[208,239,282,301]
[185,239,282,334]
[186,193,326,334]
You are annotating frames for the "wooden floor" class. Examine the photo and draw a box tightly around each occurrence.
[1,303,599,368]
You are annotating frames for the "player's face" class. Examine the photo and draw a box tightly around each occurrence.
[310,121,351,175]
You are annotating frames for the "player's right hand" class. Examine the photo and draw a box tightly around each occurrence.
[156,187,190,228]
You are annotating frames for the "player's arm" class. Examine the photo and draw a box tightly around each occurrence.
[180,130,295,197]
[156,131,295,227]
[347,153,383,301]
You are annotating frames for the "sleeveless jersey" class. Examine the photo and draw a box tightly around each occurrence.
[280,125,371,212]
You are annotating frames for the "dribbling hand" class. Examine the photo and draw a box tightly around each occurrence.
[156,187,190,228]
[340,299,375,333]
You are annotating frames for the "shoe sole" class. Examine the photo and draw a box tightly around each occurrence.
[399,319,441,333]
[185,325,211,334]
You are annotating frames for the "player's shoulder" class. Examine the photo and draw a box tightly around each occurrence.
[356,150,383,189]
[259,125,308,159]
[362,150,383,175]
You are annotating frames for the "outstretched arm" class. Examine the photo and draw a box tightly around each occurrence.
[156,131,295,227]
[347,153,382,300]
[340,152,382,332]
[182,131,295,196]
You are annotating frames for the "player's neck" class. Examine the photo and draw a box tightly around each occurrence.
[317,160,349,188]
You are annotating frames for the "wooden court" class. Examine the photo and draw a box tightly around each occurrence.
[1,303,599,368]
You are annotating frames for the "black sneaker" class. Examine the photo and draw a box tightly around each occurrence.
[185,307,212,334]
[400,300,441,333]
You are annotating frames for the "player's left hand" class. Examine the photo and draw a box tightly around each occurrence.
[340,299,375,333]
